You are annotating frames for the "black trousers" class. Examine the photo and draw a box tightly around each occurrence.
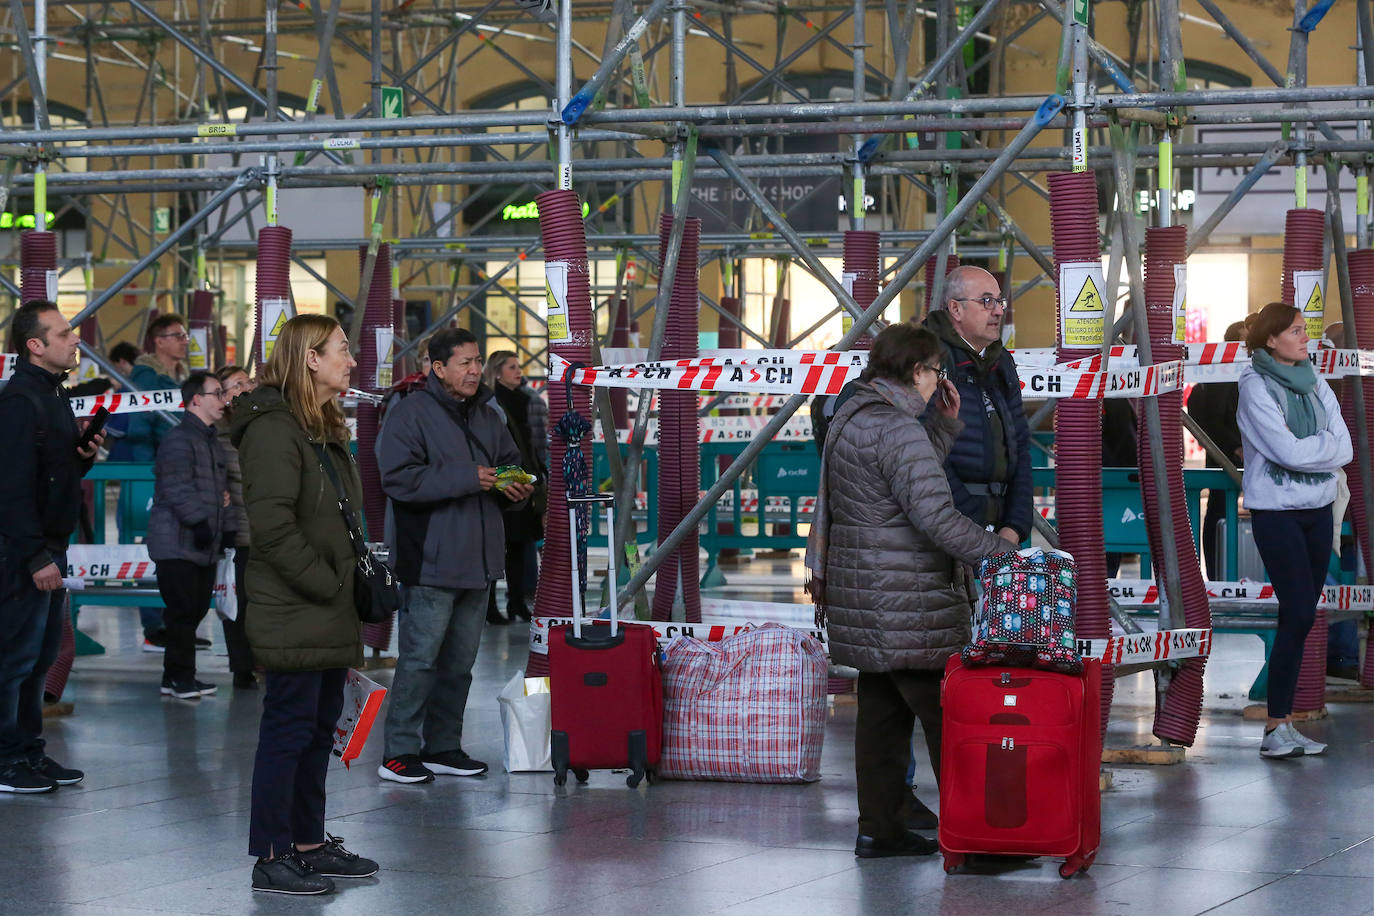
[248,668,346,858]
[1252,506,1332,719]
[855,668,944,841]
[487,538,531,616]
[218,548,255,675]
[156,559,214,683]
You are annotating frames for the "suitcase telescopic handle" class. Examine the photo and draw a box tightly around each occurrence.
[566,493,618,637]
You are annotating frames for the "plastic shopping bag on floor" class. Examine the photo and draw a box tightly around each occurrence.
[212,548,237,622]
[333,669,387,769]
[499,669,553,772]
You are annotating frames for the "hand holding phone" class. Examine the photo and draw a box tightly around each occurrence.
[76,407,110,452]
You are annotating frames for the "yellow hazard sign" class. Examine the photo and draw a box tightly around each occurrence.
[545,261,572,344]
[1293,270,1325,339]
[1172,263,1188,344]
[1058,261,1106,348]
[187,327,209,370]
[261,298,294,362]
[374,326,395,390]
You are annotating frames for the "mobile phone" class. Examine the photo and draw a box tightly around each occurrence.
[76,407,110,450]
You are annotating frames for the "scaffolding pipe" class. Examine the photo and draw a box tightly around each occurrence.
[614,94,1066,606]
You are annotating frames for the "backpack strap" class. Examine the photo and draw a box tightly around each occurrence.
[0,383,49,449]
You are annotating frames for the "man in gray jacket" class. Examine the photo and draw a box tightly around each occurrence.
[377,328,532,784]
[147,372,232,700]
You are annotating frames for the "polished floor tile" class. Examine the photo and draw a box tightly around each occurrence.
[4,574,1371,915]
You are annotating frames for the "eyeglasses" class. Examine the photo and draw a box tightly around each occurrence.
[922,364,948,382]
[200,388,225,401]
[952,295,1009,311]
[157,331,189,341]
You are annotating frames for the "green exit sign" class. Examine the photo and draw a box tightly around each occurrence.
[154,207,171,234]
[381,86,403,119]
[1072,0,1090,25]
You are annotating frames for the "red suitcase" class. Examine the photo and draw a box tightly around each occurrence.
[937,654,1102,878]
[549,494,663,788]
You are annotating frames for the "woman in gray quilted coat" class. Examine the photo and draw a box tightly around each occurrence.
[806,323,1014,859]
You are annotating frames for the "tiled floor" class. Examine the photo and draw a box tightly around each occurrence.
[6,554,1374,915]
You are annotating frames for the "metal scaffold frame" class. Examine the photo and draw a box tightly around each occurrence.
[4,1,1374,706]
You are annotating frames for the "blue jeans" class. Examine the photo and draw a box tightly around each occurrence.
[383,585,488,758]
[0,541,66,766]
[1252,506,1332,719]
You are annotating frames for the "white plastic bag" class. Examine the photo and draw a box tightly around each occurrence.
[498,669,553,772]
[333,669,386,769]
[212,548,237,621]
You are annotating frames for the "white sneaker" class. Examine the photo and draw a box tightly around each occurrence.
[1281,722,1326,756]
[1259,727,1303,759]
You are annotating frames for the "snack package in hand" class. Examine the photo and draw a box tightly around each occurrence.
[493,465,537,490]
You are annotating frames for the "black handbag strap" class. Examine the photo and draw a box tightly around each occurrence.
[311,443,368,561]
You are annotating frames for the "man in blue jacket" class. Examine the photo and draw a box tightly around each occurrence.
[923,266,1032,546]
[0,301,103,793]
[147,372,232,700]
[375,328,532,784]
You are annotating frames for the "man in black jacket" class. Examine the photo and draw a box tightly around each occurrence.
[147,372,232,700]
[0,301,103,793]
[923,266,1032,545]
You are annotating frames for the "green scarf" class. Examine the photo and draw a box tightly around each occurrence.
[1250,348,1329,486]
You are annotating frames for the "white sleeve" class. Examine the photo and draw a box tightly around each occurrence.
[1236,374,1351,474]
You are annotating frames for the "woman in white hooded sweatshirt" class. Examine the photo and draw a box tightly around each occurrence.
[1236,303,1351,759]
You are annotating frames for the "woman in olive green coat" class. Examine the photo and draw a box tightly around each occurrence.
[231,314,376,896]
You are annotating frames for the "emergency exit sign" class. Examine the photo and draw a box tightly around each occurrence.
[1073,0,1089,24]
[381,86,403,119]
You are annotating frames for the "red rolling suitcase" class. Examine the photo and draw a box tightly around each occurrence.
[937,654,1102,878]
[549,494,663,788]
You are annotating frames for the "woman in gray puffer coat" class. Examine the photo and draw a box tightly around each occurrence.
[806,323,1015,860]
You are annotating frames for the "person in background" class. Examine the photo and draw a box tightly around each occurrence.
[233,315,377,895]
[805,323,1016,858]
[482,351,544,625]
[0,300,103,793]
[1186,320,1246,579]
[146,372,233,700]
[1237,303,1351,759]
[100,341,142,457]
[116,315,190,652]
[376,329,531,784]
[214,365,259,689]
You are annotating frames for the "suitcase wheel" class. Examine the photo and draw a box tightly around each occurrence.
[573,768,589,784]
[1059,858,1084,879]
[941,851,964,875]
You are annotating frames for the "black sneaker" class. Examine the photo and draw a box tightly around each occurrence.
[195,636,212,650]
[252,850,334,895]
[160,678,201,700]
[30,756,83,786]
[0,761,58,794]
[296,834,378,878]
[193,679,218,697]
[377,754,435,784]
[421,748,488,777]
[855,830,940,859]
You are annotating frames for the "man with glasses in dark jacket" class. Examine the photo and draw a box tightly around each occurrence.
[0,300,104,793]
[923,265,1032,547]
[147,372,233,700]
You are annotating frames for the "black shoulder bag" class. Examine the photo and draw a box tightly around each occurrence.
[312,443,401,624]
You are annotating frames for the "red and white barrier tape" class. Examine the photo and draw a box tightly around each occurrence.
[64,544,155,581]
[595,414,815,444]
[551,353,1184,400]
[527,613,830,655]
[1108,578,1374,610]
[1078,628,1212,666]
[67,389,183,416]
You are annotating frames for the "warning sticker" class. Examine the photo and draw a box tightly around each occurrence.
[840,271,857,335]
[374,326,395,390]
[1059,261,1107,348]
[545,261,572,344]
[187,327,210,371]
[1172,263,1188,344]
[1293,269,1325,339]
[261,297,294,362]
